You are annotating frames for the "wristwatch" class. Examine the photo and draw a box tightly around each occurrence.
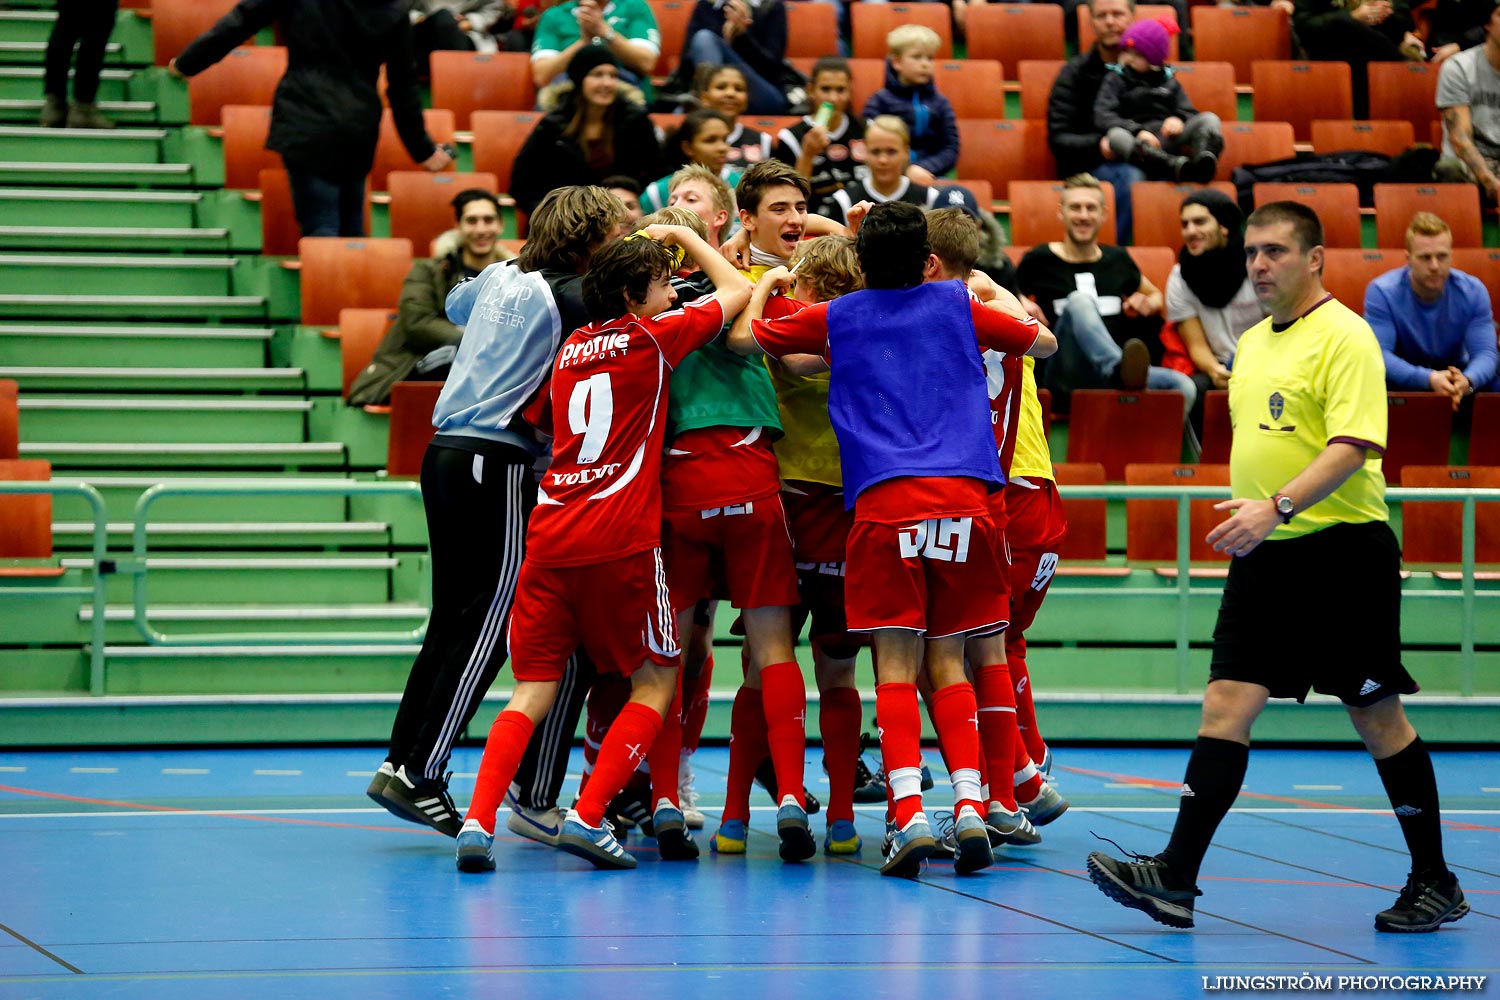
[1273,494,1295,524]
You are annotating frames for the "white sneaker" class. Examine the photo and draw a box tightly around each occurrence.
[679,752,705,829]
[504,786,564,846]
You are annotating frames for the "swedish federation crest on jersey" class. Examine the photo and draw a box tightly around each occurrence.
[1268,391,1284,421]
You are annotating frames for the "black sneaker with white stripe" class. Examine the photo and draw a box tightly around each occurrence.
[1375,871,1469,932]
[1087,850,1201,928]
[380,766,463,837]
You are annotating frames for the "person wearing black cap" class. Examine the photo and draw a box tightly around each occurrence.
[510,46,663,217]
[1164,189,1265,432]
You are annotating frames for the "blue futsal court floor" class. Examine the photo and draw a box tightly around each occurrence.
[1,745,1495,999]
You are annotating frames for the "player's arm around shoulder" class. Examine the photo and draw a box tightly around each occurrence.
[649,223,752,320]
[726,266,797,356]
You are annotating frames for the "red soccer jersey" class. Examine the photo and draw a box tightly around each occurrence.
[750,297,1039,362]
[525,296,727,568]
[661,425,782,512]
[985,348,1024,476]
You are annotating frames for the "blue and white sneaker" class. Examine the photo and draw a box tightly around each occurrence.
[504,785,564,847]
[880,812,936,878]
[952,805,994,875]
[776,795,816,862]
[1020,782,1069,827]
[557,809,637,870]
[455,818,495,873]
[987,802,1042,846]
[652,799,700,861]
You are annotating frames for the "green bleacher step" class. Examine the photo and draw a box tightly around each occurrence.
[0,161,193,187]
[93,645,423,696]
[0,187,206,226]
[17,397,312,443]
[0,323,273,368]
[54,520,394,551]
[59,555,411,604]
[81,604,428,643]
[0,125,167,164]
[0,189,256,250]
[0,41,126,65]
[0,366,303,391]
[0,99,158,125]
[20,440,346,469]
[0,253,237,296]
[50,474,360,523]
[0,293,266,320]
[0,226,228,251]
[0,10,153,64]
[0,67,134,104]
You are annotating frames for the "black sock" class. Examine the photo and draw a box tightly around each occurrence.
[1374,736,1448,879]
[1158,736,1249,885]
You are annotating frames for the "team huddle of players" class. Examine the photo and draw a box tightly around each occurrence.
[450,161,1071,878]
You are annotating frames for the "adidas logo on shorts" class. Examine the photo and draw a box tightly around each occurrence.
[1359,679,1381,696]
[1180,784,1195,797]
[1394,804,1422,817]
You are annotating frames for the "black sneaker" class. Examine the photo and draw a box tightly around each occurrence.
[754,757,821,815]
[1087,850,1201,928]
[379,766,463,837]
[606,772,655,839]
[1375,871,1470,933]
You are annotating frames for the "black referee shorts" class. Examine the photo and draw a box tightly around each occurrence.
[1209,520,1419,708]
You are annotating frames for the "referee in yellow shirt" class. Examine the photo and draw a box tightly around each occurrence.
[1087,202,1469,934]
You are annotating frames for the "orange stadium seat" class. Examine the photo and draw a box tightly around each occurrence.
[1218,121,1295,177]
[934,60,1005,119]
[1253,183,1363,248]
[298,237,413,327]
[968,5,1065,70]
[1368,61,1441,136]
[1018,60,1064,121]
[1200,390,1230,464]
[188,46,285,126]
[955,179,994,210]
[388,381,444,477]
[387,172,500,251]
[1375,184,1483,249]
[220,105,279,190]
[785,2,841,60]
[851,3,952,60]
[1169,62,1237,124]
[1251,62,1352,142]
[1192,5,1291,80]
[1066,390,1185,481]
[1079,4,1178,59]
[370,109,456,192]
[1130,181,1237,250]
[339,308,398,402]
[1321,248,1402,315]
[470,111,543,196]
[956,120,1054,199]
[647,0,695,76]
[1450,248,1500,323]
[1385,393,1454,484]
[1052,462,1110,563]
[429,51,535,128]
[1125,463,1232,565]
[1007,180,1116,246]
[1469,395,1500,467]
[1128,245,1175,295]
[1037,387,1053,438]
[0,459,58,572]
[151,0,240,67]
[0,379,17,460]
[257,168,300,257]
[1310,119,1416,157]
[1400,466,1500,568]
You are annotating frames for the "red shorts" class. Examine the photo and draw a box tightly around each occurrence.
[783,487,854,563]
[1004,479,1067,653]
[661,494,799,612]
[508,548,680,680]
[845,512,1010,638]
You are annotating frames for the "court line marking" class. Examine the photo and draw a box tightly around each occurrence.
[0,921,83,975]
[1292,785,1342,791]
[252,770,302,776]
[67,767,117,774]
[160,769,209,775]
[0,766,26,773]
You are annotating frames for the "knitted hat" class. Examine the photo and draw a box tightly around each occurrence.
[1181,188,1242,234]
[567,44,619,88]
[1120,18,1174,68]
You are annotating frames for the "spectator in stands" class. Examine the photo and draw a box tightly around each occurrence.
[667,162,738,246]
[529,0,660,92]
[642,108,742,212]
[510,47,661,217]
[1165,189,1265,432]
[605,175,646,225]
[694,64,776,164]
[39,0,118,128]
[1436,4,1500,203]
[818,116,977,227]
[862,25,959,187]
[773,56,867,218]
[1095,19,1220,183]
[1293,0,1425,118]
[348,190,509,407]
[171,0,452,239]
[1421,0,1492,57]
[410,0,511,71]
[1062,0,1190,56]
[1366,212,1498,407]
[678,0,794,115]
[1048,0,1147,244]
[1016,173,1196,411]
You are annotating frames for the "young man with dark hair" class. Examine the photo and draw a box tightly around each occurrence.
[455,222,751,873]
[729,201,1057,878]
[1088,201,1469,933]
[773,56,868,217]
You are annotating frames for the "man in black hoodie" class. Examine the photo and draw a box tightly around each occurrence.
[172,0,453,238]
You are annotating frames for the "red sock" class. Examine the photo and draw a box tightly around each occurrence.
[649,678,684,807]
[723,686,768,823]
[1009,651,1047,764]
[575,702,663,828]
[464,709,534,834]
[759,660,807,807]
[975,664,1018,811]
[930,681,984,817]
[818,685,862,823]
[875,682,924,827]
[680,654,714,753]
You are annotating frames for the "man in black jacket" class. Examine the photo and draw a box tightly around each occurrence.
[172,0,452,238]
[679,0,794,114]
[1046,0,1146,244]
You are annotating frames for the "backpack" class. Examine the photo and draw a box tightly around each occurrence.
[1229,147,1440,211]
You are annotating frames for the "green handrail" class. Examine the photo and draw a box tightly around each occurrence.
[0,479,110,694]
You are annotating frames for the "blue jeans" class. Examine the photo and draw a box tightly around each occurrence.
[1058,290,1197,411]
[686,30,790,115]
[1091,160,1145,247]
[286,164,367,238]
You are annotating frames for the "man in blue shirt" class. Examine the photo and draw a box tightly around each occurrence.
[1365,212,1498,410]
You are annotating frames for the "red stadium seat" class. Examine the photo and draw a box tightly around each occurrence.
[371,109,456,192]
[1124,463,1232,565]
[339,308,398,401]
[1052,462,1110,563]
[429,51,535,128]
[955,120,1054,199]
[1252,183,1363,248]
[297,237,413,327]
[0,378,17,460]
[1192,5,1291,80]
[387,171,500,251]
[1018,60,1064,121]
[792,58,886,114]
[1079,4,1178,59]
[1251,61,1352,142]
[851,3,953,60]
[1385,393,1454,484]
[220,104,278,190]
[1200,389,1230,464]
[1469,394,1500,467]
[387,381,444,476]
[784,2,840,60]
[1399,466,1500,568]
[1320,249,1402,316]
[955,179,994,211]
[1170,62,1237,124]
[0,459,58,573]
[968,6,1065,71]
[647,0,695,76]
[1310,119,1416,157]
[188,46,285,126]
[152,0,240,67]
[1374,184,1483,249]
[1128,245,1175,295]
[470,111,543,197]
[1130,181,1237,250]
[1449,248,1500,325]
[257,168,299,257]
[1218,121,1295,177]
[1368,61,1441,136]
[1007,179,1116,246]
[1066,390,1185,481]
[933,60,1005,119]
